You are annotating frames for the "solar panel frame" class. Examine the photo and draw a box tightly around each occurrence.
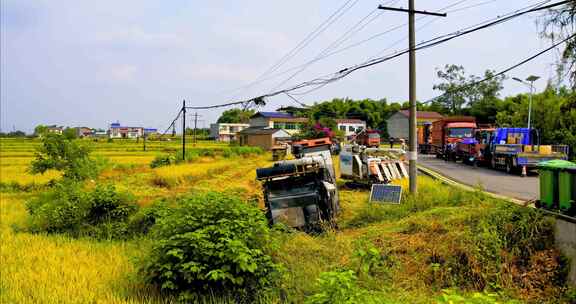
[369,184,402,204]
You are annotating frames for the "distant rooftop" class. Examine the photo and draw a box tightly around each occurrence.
[398,110,443,119]
[335,119,365,124]
[252,112,296,119]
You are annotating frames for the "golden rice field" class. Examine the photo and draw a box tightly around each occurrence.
[0,138,569,303]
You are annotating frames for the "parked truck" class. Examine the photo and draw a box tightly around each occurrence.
[483,128,569,175]
[430,117,477,160]
[352,129,380,148]
[455,127,495,165]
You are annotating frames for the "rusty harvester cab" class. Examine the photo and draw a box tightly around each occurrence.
[256,138,339,230]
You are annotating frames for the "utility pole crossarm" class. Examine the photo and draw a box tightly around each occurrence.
[377,5,447,17]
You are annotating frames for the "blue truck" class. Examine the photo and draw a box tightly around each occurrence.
[484,128,569,175]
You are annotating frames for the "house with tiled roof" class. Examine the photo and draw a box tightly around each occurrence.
[387,110,444,141]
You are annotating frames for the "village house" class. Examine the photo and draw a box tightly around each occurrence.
[237,127,291,151]
[248,112,307,135]
[144,128,158,136]
[209,123,250,142]
[108,122,144,139]
[93,129,108,138]
[46,125,64,135]
[335,119,366,137]
[387,110,444,142]
[75,127,94,138]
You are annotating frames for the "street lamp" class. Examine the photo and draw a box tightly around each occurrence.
[512,75,540,130]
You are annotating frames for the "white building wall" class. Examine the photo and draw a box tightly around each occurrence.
[337,122,366,137]
[386,113,409,139]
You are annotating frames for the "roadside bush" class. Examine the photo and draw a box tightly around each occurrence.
[140,192,279,301]
[25,182,138,239]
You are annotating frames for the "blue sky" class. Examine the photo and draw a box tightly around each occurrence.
[0,0,564,133]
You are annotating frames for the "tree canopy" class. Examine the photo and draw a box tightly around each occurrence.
[216,109,255,124]
[540,2,575,88]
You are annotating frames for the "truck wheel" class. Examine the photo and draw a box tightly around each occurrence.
[505,160,514,175]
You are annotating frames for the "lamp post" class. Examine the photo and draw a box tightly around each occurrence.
[512,75,540,130]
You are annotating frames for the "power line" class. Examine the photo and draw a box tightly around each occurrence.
[422,33,575,105]
[229,0,359,99]
[220,0,490,97]
[162,0,570,130]
[285,92,309,107]
[161,109,182,136]
[270,0,401,91]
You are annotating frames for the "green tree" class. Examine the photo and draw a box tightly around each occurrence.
[30,134,100,180]
[63,127,77,140]
[540,2,575,88]
[433,65,505,119]
[34,125,48,137]
[217,109,255,123]
[433,65,468,113]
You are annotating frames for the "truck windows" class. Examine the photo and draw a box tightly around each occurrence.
[448,128,473,138]
[368,133,380,139]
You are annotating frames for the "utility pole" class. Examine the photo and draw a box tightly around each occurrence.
[182,100,186,161]
[143,133,147,151]
[378,2,446,194]
[193,112,200,146]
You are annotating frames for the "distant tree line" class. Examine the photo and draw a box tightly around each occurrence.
[0,130,27,138]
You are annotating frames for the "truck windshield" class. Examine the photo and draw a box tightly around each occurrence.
[368,133,380,139]
[448,128,473,138]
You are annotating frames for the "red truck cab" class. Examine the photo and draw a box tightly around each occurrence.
[355,130,380,148]
[431,117,477,159]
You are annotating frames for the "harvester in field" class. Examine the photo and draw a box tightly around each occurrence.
[256,138,339,230]
[339,144,408,187]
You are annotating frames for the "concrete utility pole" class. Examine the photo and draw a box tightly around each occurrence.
[378,2,446,194]
[192,112,201,146]
[182,100,186,160]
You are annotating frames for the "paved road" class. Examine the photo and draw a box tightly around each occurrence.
[418,154,539,201]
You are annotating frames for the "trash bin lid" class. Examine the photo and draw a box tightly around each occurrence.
[537,159,576,169]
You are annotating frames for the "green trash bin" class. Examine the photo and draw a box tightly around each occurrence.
[537,160,576,210]
[559,166,576,213]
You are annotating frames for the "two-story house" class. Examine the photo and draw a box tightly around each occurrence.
[108,122,144,139]
[248,112,307,135]
[210,123,250,142]
[336,119,366,137]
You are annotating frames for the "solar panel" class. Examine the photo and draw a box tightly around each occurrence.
[370,184,402,204]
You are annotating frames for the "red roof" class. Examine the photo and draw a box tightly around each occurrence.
[398,110,443,119]
[335,119,365,124]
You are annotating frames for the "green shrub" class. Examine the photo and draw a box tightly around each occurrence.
[30,134,104,181]
[26,182,138,239]
[305,270,372,304]
[141,192,279,301]
[436,289,520,304]
[127,201,173,236]
[150,154,175,168]
[26,181,87,234]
